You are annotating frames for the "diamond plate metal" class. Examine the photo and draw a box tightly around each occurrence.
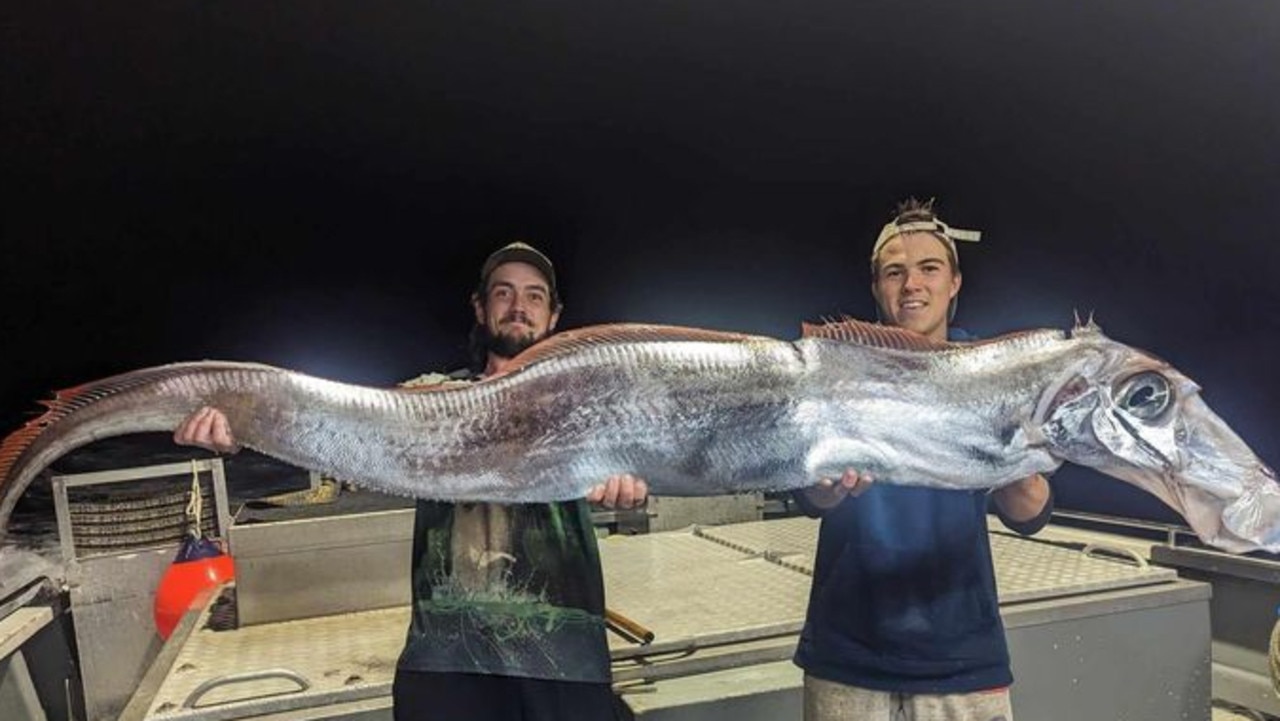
[989,531,1175,602]
[694,516,1176,603]
[599,530,812,650]
[144,604,407,721]
[695,516,820,575]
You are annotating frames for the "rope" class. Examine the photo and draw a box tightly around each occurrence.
[185,460,204,539]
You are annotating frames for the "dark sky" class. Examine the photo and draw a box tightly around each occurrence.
[2,1,1278,523]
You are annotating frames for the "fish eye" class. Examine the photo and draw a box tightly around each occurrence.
[1116,371,1172,420]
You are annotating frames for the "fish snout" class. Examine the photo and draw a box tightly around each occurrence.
[1262,462,1278,488]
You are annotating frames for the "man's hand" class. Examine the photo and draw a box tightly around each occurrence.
[587,473,649,510]
[803,468,873,511]
[173,406,241,454]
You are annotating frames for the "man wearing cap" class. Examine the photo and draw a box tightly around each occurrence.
[174,242,646,720]
[793,199,1052,721]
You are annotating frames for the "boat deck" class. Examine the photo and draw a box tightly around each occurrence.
[126,516,1210,721]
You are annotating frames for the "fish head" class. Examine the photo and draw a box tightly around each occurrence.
[1039,328,1280,553]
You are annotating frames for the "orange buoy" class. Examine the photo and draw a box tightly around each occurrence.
[153,534,235,640]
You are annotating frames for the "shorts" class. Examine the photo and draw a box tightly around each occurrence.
[804,673,1013,721]
[392,668,621,721]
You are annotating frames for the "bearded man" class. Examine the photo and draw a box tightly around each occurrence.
[176,242,646,720]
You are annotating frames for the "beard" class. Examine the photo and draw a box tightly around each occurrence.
[477,323,545,360]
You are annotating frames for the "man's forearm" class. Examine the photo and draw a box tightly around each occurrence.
[992,473,1051,523]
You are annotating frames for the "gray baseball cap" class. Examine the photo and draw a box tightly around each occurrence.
[479,241,559,305]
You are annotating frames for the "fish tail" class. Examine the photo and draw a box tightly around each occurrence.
[0,362,268,537]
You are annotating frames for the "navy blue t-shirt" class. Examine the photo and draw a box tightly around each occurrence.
[793,327,1051,694]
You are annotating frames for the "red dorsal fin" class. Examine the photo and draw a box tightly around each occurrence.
[395,324,769,391]
[506,323,767,370]
[0,363,236,496]
[800,317,958,352]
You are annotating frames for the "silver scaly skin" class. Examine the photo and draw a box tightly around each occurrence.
[0,319,1275,552]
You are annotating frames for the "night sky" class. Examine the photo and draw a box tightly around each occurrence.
[2,1,1278,525]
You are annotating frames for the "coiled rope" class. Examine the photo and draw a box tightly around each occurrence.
[185,460,203,538]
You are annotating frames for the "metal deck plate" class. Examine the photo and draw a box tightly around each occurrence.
[694,516,819,575]
[143,604,407,721]
[695,516,1178,603]
[599,531,813,650]
[989,531,1176,602]
[140,516,1181,719]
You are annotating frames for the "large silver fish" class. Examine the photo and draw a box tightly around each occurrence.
[1,319,1276,552]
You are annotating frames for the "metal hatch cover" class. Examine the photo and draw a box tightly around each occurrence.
[692,516,1177,604]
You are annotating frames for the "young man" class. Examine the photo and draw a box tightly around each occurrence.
[175,242,646,721]
[794,200,1053,721]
